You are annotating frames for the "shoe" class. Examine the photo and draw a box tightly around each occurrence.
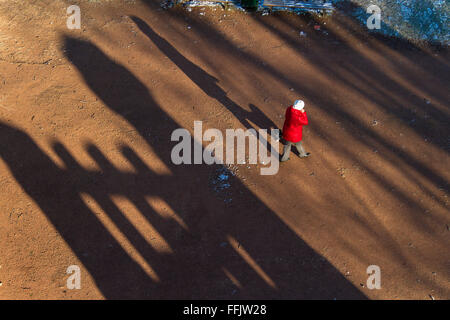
[280,157,290,162]
[300,152,311,158]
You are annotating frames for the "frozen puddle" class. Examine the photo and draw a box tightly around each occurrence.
[210,167,234,203]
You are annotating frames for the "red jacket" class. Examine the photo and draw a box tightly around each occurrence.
[282,106,308,143]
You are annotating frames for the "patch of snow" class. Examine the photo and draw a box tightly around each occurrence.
[179,0,448,43]
[330,0,449,44]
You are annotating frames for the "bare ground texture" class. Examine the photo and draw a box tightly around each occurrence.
[0,0,449,299]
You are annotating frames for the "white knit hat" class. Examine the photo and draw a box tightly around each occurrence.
[293,99,305,110]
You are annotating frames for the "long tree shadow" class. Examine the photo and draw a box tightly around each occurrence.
[0,35,367,299]
[253,10,450,154]
[251,12,450,198]
[244,12,450,241]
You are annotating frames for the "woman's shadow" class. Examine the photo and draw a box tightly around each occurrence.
[131,16,278,132]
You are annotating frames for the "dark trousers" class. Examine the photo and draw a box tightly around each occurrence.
[281,141,307,161]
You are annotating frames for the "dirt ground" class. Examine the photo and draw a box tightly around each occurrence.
[0,0,449,299]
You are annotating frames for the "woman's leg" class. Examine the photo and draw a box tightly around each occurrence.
[294,141,309,157]
[281,142,292,162]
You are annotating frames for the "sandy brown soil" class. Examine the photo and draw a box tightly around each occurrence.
[0,0,449,299]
